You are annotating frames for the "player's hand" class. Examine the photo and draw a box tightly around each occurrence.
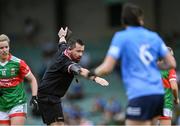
[94,77,109,86]
[30,96,39,111]
[174,98,180,105]
[58,27,68,38]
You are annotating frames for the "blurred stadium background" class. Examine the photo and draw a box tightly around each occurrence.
[1,0,180,125]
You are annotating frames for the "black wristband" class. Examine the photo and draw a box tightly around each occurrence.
[87,70,96,78]
[92,76,96,81]
[87,70,97,81]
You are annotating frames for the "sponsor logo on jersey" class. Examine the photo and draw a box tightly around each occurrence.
[0,77,21,87]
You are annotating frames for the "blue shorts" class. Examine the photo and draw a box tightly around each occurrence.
[126,94,164,120]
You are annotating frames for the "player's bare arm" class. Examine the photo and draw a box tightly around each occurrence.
[157,52,176,70]
[170,80,179,104]
[25,71,38,96]
[94,56,116,76]
[25,71,39,110]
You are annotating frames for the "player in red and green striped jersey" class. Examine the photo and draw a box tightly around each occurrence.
[0,34,38,125]
[158,47,179,125]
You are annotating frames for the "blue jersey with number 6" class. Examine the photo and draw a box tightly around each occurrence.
[107,26,168,100]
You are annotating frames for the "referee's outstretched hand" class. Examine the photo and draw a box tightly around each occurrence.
[30,96,39,111]
[94,77,109,86]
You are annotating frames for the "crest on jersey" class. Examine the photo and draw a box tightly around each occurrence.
[11,68,15,75]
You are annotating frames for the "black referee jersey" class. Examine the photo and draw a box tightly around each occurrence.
[38,42,75,101]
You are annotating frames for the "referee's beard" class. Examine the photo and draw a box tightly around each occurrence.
[74,58,80,63]
[73,56,81,63]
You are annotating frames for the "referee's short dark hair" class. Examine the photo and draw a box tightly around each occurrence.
[121,3,143,26]
[68,38,84,50]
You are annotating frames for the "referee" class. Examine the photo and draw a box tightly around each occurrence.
[32,27,108,126]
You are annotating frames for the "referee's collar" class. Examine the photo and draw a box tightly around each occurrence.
[64,49,72,60]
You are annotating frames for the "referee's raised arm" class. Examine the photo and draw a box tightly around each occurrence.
[58,27,67,43]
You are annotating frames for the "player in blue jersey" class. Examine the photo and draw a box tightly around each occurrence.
[93,3,176,125]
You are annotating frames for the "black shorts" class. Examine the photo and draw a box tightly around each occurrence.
[38,97,64,125]
[126,94,164,120]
